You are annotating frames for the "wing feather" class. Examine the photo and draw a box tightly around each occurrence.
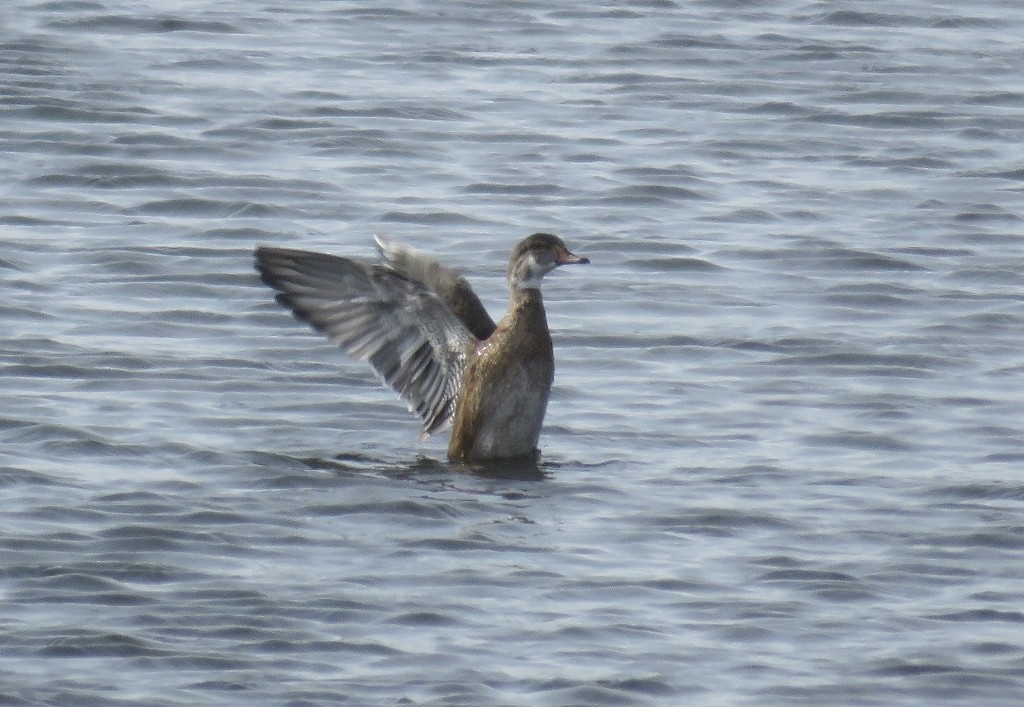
[374,234,497,340]
[255,246,476,435]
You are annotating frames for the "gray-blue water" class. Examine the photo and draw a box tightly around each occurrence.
[3,1,1024,704]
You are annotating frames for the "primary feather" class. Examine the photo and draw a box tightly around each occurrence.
[255,246,476,435]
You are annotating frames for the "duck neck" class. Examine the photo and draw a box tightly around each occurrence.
[510,282,544,309]
[507,285,550,342]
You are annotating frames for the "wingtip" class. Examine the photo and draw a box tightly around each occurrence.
[253,245,272,279]
[254,245,288,271]
[372,232,393,257]
[253,245,287,286]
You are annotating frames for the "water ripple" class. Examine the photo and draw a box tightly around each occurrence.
[3,0,1024,704]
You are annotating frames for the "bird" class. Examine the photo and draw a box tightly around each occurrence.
[254,233,589,463]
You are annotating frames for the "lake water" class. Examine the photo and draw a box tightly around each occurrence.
[3,1,1024,704]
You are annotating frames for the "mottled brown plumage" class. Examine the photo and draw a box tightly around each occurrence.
[255,232,587,462]
[448,287,554,462]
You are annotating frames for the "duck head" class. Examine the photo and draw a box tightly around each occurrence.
[507,233,589,290]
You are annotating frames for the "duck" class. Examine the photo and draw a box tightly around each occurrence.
[254,233,589,462]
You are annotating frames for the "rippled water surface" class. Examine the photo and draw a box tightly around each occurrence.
[3,1,1024,704]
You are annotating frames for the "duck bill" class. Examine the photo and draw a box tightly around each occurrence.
[556,248,590,266]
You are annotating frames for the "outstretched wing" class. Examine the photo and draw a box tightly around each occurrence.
[373,234,497,341]
[255,246,476,435]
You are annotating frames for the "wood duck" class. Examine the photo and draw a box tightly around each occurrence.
[255,233,588,462]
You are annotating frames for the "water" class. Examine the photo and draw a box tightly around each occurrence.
[3,0,1024,704]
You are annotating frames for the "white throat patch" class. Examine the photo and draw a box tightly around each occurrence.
[511,252,551,290]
